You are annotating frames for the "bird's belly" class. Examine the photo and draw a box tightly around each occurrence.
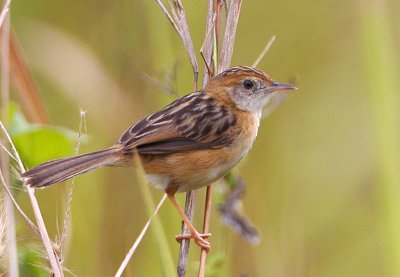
[142,142,253,193]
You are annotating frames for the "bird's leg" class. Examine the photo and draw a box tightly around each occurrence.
[167,193,211,252]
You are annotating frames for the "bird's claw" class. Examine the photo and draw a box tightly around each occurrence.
[176,232,212,252]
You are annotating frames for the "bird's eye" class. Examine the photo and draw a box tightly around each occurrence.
[243,79,255,90]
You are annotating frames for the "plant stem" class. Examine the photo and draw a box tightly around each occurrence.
[1,9,19,276]
[198,185,213,277]
[177,190,196,277]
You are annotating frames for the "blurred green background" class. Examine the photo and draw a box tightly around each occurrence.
[4,0,400,276]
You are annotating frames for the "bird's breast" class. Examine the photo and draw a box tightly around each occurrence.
[142,111,261,193]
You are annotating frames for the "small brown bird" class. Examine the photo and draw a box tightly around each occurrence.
[21,66,296,250]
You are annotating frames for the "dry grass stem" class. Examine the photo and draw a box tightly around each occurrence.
[171,0,199,88]
[0,0,10,27]
[155,0,199,88]
[115,193,167,277]
[0,118,63,275]
[252,35,276,68]
[0,169,40,235]
[218,0,242,72]
[200,0,216,85]
[154,0,179,33]
[0,122,24,171]
[27,187,64,277]
[177,190,196,277]
[0,141,17,161]
[0,11,19,276]
[198,185,213,277]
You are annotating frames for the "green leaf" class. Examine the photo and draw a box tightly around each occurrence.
[6,101,81,168]
[13,127,75,167]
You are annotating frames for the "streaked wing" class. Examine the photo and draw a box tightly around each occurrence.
[117,92,238,154]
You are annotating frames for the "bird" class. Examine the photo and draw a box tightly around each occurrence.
[21,66,296,251]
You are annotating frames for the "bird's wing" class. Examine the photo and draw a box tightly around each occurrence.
[117,92,239,155]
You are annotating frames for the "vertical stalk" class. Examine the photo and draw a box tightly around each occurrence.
[198,185,213,277]
[1,11,19,277]
[177,191,197,277]
[359,0,400,276]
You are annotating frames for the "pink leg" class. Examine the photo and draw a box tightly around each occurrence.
[167,193,211,252]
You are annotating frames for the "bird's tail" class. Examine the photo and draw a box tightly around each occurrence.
[21,147,122,188]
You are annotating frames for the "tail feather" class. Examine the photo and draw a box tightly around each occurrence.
[21,147,122,188]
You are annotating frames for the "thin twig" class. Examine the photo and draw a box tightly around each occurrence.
[115,193,167,277]
[198,185,213,277]
[154,0,179,33]
[27,187,64,277]
[0,170,40,235]
[0,121,24,172]
[0,141,17,161]
[252,35,276,68]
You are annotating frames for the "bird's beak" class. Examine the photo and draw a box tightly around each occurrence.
[271,82,297,91]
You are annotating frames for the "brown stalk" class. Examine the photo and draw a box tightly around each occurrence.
[198,185,213,277]
[0,7,48,124]
[218,0,242,73]
[197,1,220,276]
[9,32,49,123]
